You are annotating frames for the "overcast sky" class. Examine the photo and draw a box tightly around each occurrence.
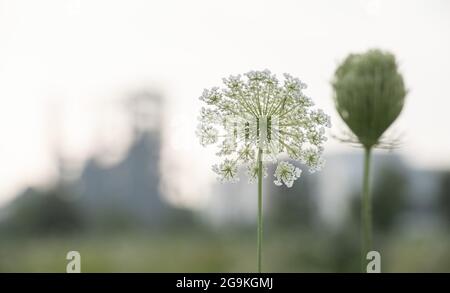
[0,0,449,206]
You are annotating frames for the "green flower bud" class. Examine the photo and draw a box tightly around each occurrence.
[332,49,407,149]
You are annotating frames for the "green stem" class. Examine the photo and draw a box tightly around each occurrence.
[361,147,372,272]
[257,148,263,273]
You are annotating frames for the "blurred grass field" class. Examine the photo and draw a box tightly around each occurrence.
[1,229,449,272]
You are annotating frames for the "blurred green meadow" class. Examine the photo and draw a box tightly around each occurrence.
[1,228,450,272]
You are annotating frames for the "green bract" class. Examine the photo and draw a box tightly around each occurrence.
[332,49,406,149]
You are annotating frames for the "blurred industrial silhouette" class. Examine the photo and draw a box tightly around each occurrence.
[0,90,196,236]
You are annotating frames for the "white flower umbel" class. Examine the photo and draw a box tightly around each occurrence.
[197,70,330,187]
[196,70,330,273]
[212,159,239,183]
[274,161,302,188]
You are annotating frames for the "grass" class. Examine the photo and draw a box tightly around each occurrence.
[0,229,449,272]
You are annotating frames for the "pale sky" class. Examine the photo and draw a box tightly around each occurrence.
[0,0,449,206]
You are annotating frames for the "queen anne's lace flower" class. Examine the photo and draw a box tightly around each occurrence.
[247,162,268,183]
[197,125,218,147]
[197,70,330,187]
[274,161,302,188]
[212,159,239,183]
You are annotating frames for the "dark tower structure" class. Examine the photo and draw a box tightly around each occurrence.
[78,90,169,228]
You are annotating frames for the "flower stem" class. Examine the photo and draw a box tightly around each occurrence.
[257,148,263,273]
[361,147,372,272]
